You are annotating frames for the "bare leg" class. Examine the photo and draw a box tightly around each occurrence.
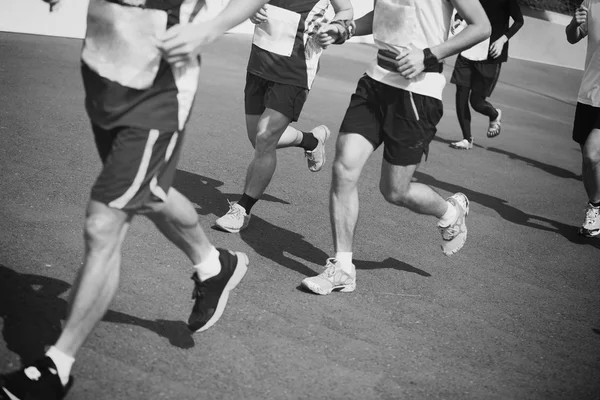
[243,108,293,199]
[145,188,214,265]
[330,133,375,253]
[379,159,448,218]
[54,200,132,357]
[582,129,600,203]
[246,114,303,150]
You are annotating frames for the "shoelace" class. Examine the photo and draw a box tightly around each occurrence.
[226,201,245,218]
[439,225,458,239]
[321,259,338,276]
[190,273,206,300]
[584,206,600,224]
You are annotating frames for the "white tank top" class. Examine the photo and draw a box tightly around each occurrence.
[366,0,453,100]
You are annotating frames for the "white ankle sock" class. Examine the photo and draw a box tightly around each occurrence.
[438,202,458,227]
[335,252,354,274]
[194,246,221,281]
[45,346,74,386]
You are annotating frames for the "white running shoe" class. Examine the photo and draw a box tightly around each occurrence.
[450,139,473,150]
[305,125,331,172]
[439,193,470,256]
[215,202,251,233]
[301,258,356,295]
[578,203,600,237]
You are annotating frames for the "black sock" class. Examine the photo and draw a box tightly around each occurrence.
[590,201,600,208]
[298,131,319,151]
[238,193,258,214]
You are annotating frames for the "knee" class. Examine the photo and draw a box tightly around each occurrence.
[254,127,281,153]
[247,131,257,149]
[84,212,121,247]
[379,180,410,205]
[332,157,360,190]
[469,94,483,111]
[583,145,600,166]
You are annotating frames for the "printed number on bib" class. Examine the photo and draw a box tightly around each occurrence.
[252,4,301,57]
[373,0,416,53]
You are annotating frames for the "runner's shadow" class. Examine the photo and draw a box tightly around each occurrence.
[433,136,582,181]
[433,135,486,149]
[414,172,600,249]
[354,257,431,277]
[240,215,330,277]
[173,169,289,217]
[486,146,582,181]
[0,264,194,363]
[173,169,327,275]
[296,257,427,294]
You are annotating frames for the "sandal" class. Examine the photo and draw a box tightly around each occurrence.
[487,109,502,138]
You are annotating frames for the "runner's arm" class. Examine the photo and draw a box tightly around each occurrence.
[159,0,269,67]
[504,0,524,40]
[429,0,491,61]
[566,3,589,44]
[353,10,374,37]
[330,0,353,22]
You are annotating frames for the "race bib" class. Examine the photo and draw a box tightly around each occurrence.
[81,0,167,90]
[252,4,301,57]
[373,0,416,52]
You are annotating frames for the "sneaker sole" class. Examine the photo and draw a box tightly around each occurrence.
[301,280,356,295]
[214,219,250,234]
[308,126,331,173]
[193,252,249,333]
[578,227,600,237]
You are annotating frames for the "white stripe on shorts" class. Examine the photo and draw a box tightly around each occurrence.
[109,129,159,209]
[149,131,179,202]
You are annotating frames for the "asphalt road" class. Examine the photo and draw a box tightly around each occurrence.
[0,32,598,400]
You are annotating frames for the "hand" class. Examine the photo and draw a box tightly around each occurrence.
[156,23,221,68]
[575,5,588,25]
[250,6,268,24]
[489,35,507,59]
[43,0,62,12]
[316,23,343,49]
[395,44,425,80]
[450,16,464,35]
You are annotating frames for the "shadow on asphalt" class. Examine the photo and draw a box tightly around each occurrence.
[433,136,582,181]
[173,169,332,276]
[354,257,431,277]
[414,172,600,250]
[0,264,194,363]
[173,169,289,217]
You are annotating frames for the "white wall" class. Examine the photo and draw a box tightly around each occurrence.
[0,0,587,70]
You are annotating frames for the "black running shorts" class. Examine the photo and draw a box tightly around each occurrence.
[339,74,444,166]
[90,124,183,211]
[572,102,600,145]
[450,55,501,97]
[244,72,308,122]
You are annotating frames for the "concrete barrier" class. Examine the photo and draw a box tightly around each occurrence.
[0,0,587,70]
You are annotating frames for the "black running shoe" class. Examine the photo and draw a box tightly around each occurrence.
[187,249,249,332]
[0,357,72,400]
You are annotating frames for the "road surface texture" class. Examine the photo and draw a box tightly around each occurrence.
[0,32,598,400]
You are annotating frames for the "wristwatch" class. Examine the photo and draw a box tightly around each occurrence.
[422,48,439,71]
